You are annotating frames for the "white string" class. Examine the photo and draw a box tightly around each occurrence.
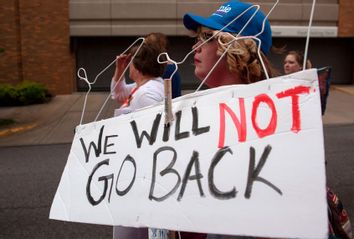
[303,0,316,70]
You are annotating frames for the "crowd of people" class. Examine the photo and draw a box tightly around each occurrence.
[108,1,351,239]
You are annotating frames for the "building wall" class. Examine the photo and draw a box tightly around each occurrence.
[69,0,340,36]
[75,36,353,93]
[339,0,354,37]
[71,0,354,90]
[338,0,354,84]
[0,0,75,95]
[0,0,22,85]
[1,0,353,94]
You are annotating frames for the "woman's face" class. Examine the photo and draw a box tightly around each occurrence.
[283,54,302,74]
[193,30,230,88]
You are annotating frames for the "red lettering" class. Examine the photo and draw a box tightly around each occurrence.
[276,86,311,133]
[218,98,246,148]
[251,94,277,138]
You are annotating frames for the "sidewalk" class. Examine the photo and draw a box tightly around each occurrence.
[0,86,354,147]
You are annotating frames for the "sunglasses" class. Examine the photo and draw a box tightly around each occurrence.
[196,31,216,43]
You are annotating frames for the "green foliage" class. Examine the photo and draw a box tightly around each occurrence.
[0,81,51,106]
[0,84,18,105]
[0,118,15,127]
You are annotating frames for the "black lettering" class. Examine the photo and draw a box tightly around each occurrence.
[86,159,114,206]
[116,155,136,196]
[149,146,181,201]
[104,134,118,154]
[162,123,171,142]
[130,113,162,148]
[80,125,104,163]
[175,110,190,140]
[99,173,114,203]
[178,151,205,201]
[208,146,237,199]
[192,106,210,136]
[244,145,282,199]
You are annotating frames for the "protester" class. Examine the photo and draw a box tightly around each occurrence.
[184,1,352,236]
[110,34,166,117]
[283,50,335,115]
[181,0,276,238]
[283,50,312,75]
[282,52,352,239]
[184,1,276,90]
[110,33,167,239]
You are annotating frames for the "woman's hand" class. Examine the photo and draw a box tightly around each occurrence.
[113,54,131,82]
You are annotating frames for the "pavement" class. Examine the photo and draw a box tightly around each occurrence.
[0,86,354,147]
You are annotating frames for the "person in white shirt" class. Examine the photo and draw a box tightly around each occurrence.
[111,34,166,117]
[110,33,167,239]
[182,1,277,239]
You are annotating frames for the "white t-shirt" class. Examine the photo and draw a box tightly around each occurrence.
[111,77,164,116]
[110,77,166,239]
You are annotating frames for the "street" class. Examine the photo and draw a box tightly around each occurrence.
[0,124,353,239]
[0,143,112,239]
[323,124,354,218]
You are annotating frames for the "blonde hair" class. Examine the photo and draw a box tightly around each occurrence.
[216,32,277,84]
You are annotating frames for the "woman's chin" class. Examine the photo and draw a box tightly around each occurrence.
[195,72,218,88]
[195,71,206,81]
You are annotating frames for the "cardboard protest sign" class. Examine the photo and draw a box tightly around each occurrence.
[50,69,328,239]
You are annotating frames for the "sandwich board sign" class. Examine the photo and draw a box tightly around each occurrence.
[50,69,328,239]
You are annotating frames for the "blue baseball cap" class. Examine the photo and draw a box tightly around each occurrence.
[183,0,272,54]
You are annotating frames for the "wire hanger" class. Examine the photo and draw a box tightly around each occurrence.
[303,0,316,70]
[77,0,320,127]
[159,0,280,93]
[77,37,145,125]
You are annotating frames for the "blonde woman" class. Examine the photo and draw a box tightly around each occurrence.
[111,33,167,239]
[183,1,276,90]
[181,1,276,238]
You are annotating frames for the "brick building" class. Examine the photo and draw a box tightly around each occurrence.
[0,0,75,94]
[0,0,353,95]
